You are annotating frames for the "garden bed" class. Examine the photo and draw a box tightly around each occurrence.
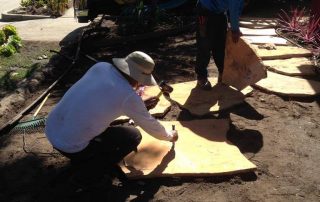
[2,0,72,22]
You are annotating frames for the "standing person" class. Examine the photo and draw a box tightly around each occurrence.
[45,51,178,187]
[195,0,243,90]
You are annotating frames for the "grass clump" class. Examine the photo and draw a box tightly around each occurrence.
[0,41,59,93]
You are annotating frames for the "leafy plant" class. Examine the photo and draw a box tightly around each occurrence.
[20,0,33,7]
[299,16,320,44]
[0,30,5,45]
[0,25,22,57]
[21,0,48,8]
[7,35,22,50]
[2,25,18,37]
[118,0,178,35]
[0,44,16,57]
[278,7,306,32]
[47,0,70,16]
[21,0,70,16]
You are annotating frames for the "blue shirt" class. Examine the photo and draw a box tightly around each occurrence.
[199,0,243,31]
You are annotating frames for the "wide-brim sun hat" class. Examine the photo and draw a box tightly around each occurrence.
[112,51,157,86]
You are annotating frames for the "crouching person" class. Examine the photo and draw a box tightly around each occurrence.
[45,51,178,188]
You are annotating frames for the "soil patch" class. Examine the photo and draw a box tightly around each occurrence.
[1,0,320,201]
[1,30,320,201]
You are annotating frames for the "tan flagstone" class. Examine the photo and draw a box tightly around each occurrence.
[239,18,278,29]
[255,45,312,60]
[121,120,256,179]
[263,58,317,76]
[242,35,288,45]
[240,27,277,36]
[254,71,320,97]
[169,78,253,116]
[223,31,267,90]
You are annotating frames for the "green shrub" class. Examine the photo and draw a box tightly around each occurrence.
[21,0,48,8]
[36,0,48,7]
[0,44,16,57]
[2,25,18,37]
[0,25,22,57]
[0,30,5,45]
[7,35,22,50]
[47,0,70,16]
[20,0,33,7]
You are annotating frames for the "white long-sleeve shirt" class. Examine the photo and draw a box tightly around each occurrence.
[45,62,173,153]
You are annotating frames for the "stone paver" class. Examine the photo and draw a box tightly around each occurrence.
[254,71,320,97]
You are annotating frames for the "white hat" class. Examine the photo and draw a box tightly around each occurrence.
[112,51,157,86]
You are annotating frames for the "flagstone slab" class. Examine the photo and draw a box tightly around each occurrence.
[121,120,257,179]
[254,71,320,97]
[263,58,318,76]
[239,18,278,29]
[115,86,171,122]
[255,45,313,60]
[223,32,267,90]
[240,27,276,36]
[169,78,253,116]
[242,35,288,45]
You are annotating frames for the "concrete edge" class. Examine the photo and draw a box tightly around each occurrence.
[1,11,52,22]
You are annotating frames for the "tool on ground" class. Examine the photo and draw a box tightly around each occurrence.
[10,93,50,134]
[156,80,174,98]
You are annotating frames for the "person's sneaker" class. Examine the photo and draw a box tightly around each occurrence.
[196,79,212,90]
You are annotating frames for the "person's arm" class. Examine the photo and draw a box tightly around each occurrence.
[228,0,244,43]
[122,93,177,142]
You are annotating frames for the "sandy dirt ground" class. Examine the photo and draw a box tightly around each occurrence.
[1,0,320,202]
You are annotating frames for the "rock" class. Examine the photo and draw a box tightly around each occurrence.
[258,43,277,50]
[243,36,287,45]
[263,57,317,76]
[254,71,320,97]
[223,31,267,90]
[32,71,45,81]
[240,28,277,36]
[10,72,18,77]
[28,79,40,92]
[170,78,253,116]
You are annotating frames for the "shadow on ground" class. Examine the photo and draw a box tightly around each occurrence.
[0,151,257,202]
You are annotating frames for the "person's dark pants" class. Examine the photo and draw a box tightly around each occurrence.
[195,3,228,80]
[58,126,142,178]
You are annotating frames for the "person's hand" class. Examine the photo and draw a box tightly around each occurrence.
[170,130,178,142]
[143,96,160,110]
[231,30,242,43]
